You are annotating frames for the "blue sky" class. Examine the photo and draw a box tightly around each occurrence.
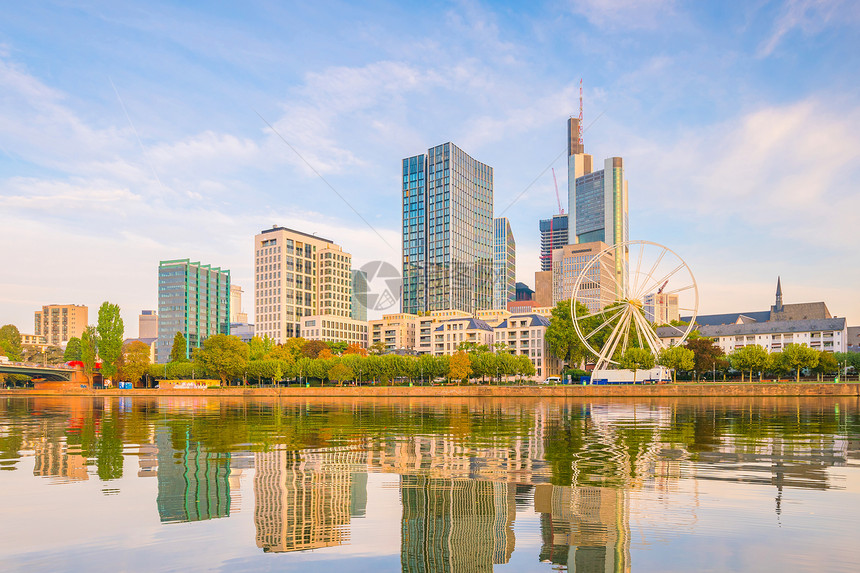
[1,0,859,336]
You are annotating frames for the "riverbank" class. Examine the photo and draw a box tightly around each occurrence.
[2,382,858,398]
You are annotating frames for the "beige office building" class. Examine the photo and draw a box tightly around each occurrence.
[254,226,353,344]
[34,304,88,346]
[551,241,617,312]
[230,286,248,323]
[369,313,418,352]
[301,314,368,349]
[139,310,158,339]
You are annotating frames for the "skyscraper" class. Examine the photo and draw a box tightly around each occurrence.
[493,217,516,310]
[254,226,354,343]
[138,310,158,339]
[350,269,368,322]
[402,142,494,314]
[157,259,230,363]
[539,214,568,271]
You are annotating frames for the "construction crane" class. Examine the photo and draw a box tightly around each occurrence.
[657,280,669,294]
[552,168,564,215]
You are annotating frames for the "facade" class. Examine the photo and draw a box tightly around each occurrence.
[432,317,494,356]
[402,142,494,315]
[34,304,87,346]
[551,241,616,311]
[156,259,230,363]
[643,293,680,325]
[494,313,561,379]
[534,271,553,308]
[230,285,248,323]
[657,317,848,354]
[492,217,516,310]
[350,269,368,322]
[20,334,49,351]
[369,313,418,353]
[254,226,353,344]
[139,310,158,339]
[123,337,157,364]
[301,315,369,349]
[515,282,534,301]
[539,214,569,272]
[229,322,255,343]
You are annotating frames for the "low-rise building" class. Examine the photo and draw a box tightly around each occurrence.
[369,313,417,353]
[301,315,368,349]
[34,304,88,346]
[494,314,561,379]
[432,317,493,356]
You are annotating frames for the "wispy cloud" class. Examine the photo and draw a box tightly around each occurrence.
[758,0,860,57]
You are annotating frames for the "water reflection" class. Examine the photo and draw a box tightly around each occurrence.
[0,396,858,572]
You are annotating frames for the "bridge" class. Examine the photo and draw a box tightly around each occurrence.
[0,362,79,381]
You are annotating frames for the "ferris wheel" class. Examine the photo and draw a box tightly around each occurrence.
[570,240,698,371]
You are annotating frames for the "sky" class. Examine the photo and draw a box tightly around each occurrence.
[1,0,859,338]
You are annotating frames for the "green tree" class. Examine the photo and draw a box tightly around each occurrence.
[117,340,151,385]
[728,345,769,382]
[368,341,387,355]
[81,325,98,385]
[812,351,838,381]
[515,354,536,380]
[96,302,124,380]
[0,324,23,361]
[326,341,348,355]
[170,331,189,362]
[684,338,725,381]
[63,337,82,362]
[328,362,354,386]
[657,345,695,383]
[248,335,275,361]
[545,301,592,368]
[766,351,790,379]
[448,351,472,384]
[194,334,249,385]
[780,343,820,383]
[618,347,655,383]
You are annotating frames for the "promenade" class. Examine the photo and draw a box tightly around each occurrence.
[2,382,858,398]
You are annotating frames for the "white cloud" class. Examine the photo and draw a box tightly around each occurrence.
[758,0,860,57]
[567,0,679,30]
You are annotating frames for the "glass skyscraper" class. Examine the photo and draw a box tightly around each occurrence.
[539,214,568,271]
[493,217,516,310]
[402,142,493,314]
[157,259,231,363]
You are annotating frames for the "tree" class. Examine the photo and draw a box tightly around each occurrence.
[248,335,275,361]
[96,302,124,380]
[767,351,790,379]
[657,345,695,383]
[63,337,82,362]
[326,341,348,355]
[684,338,725,381]
[0,324,23,361]
[449,351,472,384]
[318,347,334,360]
[170,331,189,362]
[728,345,769,382]
[117,341,151,385]
[81,325,98,385]
[343,342,368,356]
[302,339,328,359]
[545,301,592,368]
[618,347,655,383]
[194,334,249,385]
[515,354,536,380]
[369,341,387,355]
[780,343,819,383]
[328,362,354,386]
[812,351,838,381]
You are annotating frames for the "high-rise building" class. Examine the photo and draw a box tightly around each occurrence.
[139,310,158,339]
[402,142,494,315]
[34,304,88,347]
[230,285,248,323]
[492,217,516,310]
[539,214,568,271]
[156,259,230,363]
[254,226,353,343]
[551,242,616,311]
[643,293,680,325]
[350,269,368,322]
[566,117,629,290]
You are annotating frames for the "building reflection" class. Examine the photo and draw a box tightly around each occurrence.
[535,484,630,573]
[153,426,232,523]
[400,476,515,573]
[253,449,368,553]
[32,438,88,481]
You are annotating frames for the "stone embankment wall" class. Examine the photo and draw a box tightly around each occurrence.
[3,383,859,398]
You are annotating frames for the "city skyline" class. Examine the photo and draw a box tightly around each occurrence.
[1,1,859,337]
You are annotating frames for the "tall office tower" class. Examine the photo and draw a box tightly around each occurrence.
[492,218,516,310]
[539,214,569,271]
[350,269,368,322]
[230,285,248,323]
[156,259,230,363]
[34,304,88,346]
[566,117,629,291]
[254,226,353,343]
[139,310,158,339]
[402,143,494,314]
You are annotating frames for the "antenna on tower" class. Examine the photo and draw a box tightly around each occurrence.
[578,78,583,145]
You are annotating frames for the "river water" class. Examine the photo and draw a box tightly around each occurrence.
[0,396,858,572]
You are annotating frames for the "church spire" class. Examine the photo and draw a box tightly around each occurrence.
[775,276,783,313]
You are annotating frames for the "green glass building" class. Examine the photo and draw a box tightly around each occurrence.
[157,258,230,363]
